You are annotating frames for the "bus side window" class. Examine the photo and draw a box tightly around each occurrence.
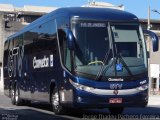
[33,20,57,53]
[58,29,71,71]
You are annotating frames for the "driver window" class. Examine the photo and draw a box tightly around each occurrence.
[58,29,71,71]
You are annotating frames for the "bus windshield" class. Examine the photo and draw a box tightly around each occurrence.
[72,21,147,78]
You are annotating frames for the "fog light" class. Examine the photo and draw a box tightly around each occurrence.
[77,97,82,102]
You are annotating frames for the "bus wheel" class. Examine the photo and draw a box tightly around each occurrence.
[109,107,124,115]
[51,87,65,115]
[15,84,22,106]
[9,85,11,98]
[11,87,15,105]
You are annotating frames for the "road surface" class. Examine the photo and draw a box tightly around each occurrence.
[0,93,160,120]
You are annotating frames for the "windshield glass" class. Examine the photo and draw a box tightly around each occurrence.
[111,24,143,58]
[72,21,147,78]
[73,22,111,66]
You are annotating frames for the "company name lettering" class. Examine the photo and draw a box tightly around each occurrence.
[33,56,49,69]
[108,78,124,81]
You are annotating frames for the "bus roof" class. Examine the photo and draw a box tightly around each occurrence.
[8,7,139,40]
[57,7,138,21]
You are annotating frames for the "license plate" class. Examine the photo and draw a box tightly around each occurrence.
[109,98,122,104]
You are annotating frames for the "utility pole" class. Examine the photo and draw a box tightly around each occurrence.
[147,0,152,95]
[148,0,151,30]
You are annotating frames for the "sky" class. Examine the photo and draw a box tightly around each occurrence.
[0,0,160,19]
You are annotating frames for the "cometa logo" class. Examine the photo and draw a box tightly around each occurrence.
[33,56,50,69]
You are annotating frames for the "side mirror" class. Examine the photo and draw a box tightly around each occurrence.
[64,29,75,50]
[143,30,159,52]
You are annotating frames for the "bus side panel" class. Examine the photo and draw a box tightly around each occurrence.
[20,19,64,102]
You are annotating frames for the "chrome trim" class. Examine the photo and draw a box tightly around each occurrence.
[70,79,148,95]
[85,85,148,95]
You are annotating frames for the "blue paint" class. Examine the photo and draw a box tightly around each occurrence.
[116,64,123,71]
[63,71,66,77]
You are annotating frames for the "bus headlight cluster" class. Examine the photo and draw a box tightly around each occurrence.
[69,79,94,91]
[137,84,148,91]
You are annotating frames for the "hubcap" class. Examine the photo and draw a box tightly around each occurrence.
[15,89,18,102]
[11,90,14,100]
[52,92,59,108]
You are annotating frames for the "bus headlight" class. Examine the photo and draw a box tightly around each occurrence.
[69,79,94,91]
[137,84,148,91]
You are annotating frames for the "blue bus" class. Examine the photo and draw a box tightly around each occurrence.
[3,7,159,115]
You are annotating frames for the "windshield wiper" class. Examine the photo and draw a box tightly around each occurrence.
[96,59,114,80]
[95,23,115,80]
[95,48,111,80]
[114,42,133,76]
[117,53,133,76]
[95,22,133,80]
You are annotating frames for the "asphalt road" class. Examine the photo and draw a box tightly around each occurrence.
[0,93,160,120]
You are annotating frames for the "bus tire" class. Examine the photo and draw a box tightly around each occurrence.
[24,100,31,106]
[15,84,22,106]
[11,86,16,105]
[9,83,12,98]
[109,107,124,115]
[51,87,66,115]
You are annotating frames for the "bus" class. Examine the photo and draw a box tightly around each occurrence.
[3,7,159,115]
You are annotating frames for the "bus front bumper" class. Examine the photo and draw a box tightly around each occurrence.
[72,88,148,108]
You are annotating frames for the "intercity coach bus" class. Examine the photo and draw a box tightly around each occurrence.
[3,7,159,115]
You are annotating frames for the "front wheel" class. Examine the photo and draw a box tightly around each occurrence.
[51,87,66,115]
[15,84,22,106]
[109,107,124,115]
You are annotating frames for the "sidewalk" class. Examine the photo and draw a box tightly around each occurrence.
[0,92,4,95]
[148,95,160,106]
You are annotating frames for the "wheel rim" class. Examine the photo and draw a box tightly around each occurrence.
[11,89,15,101]
[52,92,59,108]
[15,89,19,102]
